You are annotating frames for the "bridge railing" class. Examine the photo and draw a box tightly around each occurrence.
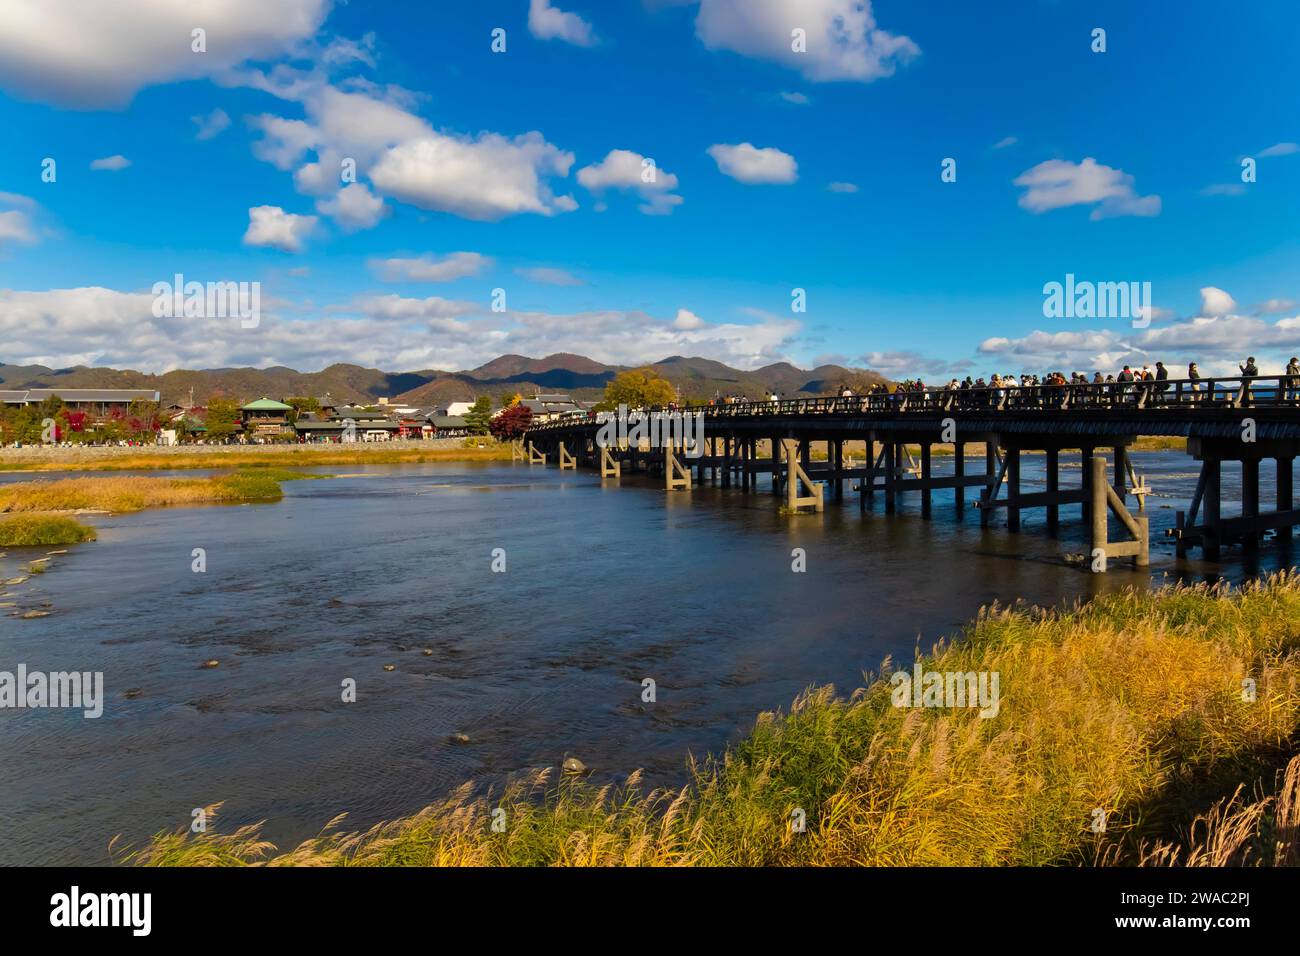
[523,375,1300,431]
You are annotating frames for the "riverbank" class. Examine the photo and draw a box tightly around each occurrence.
[126,574,1300,866]
[0,439,512,473]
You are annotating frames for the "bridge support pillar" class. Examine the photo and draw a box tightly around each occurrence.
[885,440,898,514]
[1279,458,1294,541]
[954,442,965,515]
[600,445,621,478]
[527,441,546,464]
[1006,447,1021,532]
[665,445,692,491]
[772,437,783,496]
[1045,448,1059,536]
[1203,460,1222,560]
[920,442,932,518]
[1089,456,1149,570]
[833,439,844,502]
[781,438,824,514]
[1242,458,1260,553]
[1080,446,1095,523]
[861,436,875,510]
[558,441,576,470]
[980,444,997,527]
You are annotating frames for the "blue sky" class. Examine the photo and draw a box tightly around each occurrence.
[1,0,1298,377]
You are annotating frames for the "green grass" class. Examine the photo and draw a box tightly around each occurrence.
[122,574,1300,867]
[0,514,97,547]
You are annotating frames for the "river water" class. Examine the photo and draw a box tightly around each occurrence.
[1,451,1295,865]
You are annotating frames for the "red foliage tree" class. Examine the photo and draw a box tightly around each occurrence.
[489,404,533,440]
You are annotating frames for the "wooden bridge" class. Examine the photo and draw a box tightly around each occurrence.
[519,375,1300,570]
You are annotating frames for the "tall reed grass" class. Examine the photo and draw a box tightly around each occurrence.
[0,472,296,513]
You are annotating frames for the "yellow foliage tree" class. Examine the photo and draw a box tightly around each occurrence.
[597,368,677,411]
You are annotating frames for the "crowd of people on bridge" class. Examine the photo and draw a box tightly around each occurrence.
[658,356,1300,414]
[857,356,1300,408]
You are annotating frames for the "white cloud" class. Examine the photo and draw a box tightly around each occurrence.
[1254,298,1297,316]
[0,194,39,247]
[576,149,683,214]
[516,266,584,286]
[0,211,37,247]
[1259,142,1299,158]
[707,142,798,184]
[673,308,704,329]
[235,42,581,227]
[693,0,918,83]
[1199,286,1237,317]
[972,286,1300,376]
[90,155,131,171]
[780,91,810,104]
[528,0,597,46]
[0,0,330,107]
[371,252,493,282]
[1201,183,1246,197]
[345,293,477,328]
[0,286,803,373]
[827,181,859,193]
[316,183,388,231]
[992,136,1018,150]
[1013,158,1160,220]
[370,130,577,221]
[192,108,232,141]
[243,205,318,253]
[860,350,967,378]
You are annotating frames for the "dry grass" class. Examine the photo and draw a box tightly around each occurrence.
[0,472,296,513]
[124,575,1300,867]
[1116,755,1300,866]
[0,444,511,473]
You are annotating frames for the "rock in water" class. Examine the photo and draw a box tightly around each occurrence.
[21,610,50,619]
[200,659,219,669]
[562,757,586,774]
[449,732,470,745]
[383,664,396,672]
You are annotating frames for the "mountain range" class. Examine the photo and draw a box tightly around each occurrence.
[0,353,888,408]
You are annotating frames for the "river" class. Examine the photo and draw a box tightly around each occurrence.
[1,451,1295,864]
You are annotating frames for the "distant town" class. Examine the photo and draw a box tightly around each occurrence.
[0,386,597,446]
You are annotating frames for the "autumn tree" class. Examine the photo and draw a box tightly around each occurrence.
[596,368,676,411]
[489,403,532,440]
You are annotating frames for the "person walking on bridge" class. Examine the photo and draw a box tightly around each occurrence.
[1287,357,1300,403]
